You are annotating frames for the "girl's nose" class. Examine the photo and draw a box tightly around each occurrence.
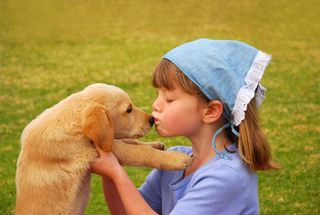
[152,97,162,112]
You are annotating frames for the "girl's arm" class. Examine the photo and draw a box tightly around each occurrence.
[90,148,158,215]
[101,176,127,215]
[110,166,158,215]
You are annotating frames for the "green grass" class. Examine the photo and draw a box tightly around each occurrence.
[0,0,319,214]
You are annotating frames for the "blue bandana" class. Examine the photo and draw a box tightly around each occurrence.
[163,38,271,159]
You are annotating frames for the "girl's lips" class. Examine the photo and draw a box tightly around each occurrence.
[152,112,159,123]
[152,116,159,125]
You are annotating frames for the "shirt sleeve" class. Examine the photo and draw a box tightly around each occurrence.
[138,169,162,214]
[170,167,249,215]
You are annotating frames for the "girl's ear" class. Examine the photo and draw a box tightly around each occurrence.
[202,100,224,123]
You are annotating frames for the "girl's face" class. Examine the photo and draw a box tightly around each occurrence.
[152,87,207,138]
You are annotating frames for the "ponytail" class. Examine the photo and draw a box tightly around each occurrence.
[238,99,279,171]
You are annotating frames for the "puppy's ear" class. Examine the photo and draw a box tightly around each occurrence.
[81,103,114,152]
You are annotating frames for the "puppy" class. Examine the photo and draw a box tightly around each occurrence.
[15,83,192,215]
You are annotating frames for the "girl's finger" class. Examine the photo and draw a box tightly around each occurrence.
[94,145,105,156]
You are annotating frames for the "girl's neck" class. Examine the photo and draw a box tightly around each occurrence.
[184,124,232,177]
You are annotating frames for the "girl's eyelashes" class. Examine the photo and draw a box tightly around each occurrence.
[166,98,175,103]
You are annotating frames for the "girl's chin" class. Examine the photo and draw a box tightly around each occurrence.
[155,127,177,137]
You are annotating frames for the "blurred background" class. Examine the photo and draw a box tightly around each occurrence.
[0,0,319,214]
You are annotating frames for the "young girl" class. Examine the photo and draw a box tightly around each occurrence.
[90,38,277,215]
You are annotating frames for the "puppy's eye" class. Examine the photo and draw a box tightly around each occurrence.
[126,106,133,113]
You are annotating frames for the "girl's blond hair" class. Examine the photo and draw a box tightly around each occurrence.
[152,59,278,171]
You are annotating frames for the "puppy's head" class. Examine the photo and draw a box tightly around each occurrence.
[81,83,153,151]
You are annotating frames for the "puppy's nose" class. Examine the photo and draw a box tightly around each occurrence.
[149,116,155,126]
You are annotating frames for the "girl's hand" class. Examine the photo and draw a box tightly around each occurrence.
[90,147,124,180]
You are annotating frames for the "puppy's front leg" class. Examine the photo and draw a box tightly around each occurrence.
[111,140,192,170]
[116,139,165,150]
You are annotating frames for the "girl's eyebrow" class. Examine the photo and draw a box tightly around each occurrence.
[163,90,176,96]
[158,87,181,97]
[158,88,172,94]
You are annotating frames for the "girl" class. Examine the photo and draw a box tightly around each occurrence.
[90,38,278,215]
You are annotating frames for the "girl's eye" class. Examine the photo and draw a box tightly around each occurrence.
[166,98,174,103]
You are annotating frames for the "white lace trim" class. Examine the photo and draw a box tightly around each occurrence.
[231,51,271,126]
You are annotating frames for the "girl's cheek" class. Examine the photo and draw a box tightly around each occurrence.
[165,109,181,125]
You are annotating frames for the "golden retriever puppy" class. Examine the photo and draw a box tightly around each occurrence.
[15,83,192,215]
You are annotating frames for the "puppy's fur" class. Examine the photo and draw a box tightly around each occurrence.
[15,83,191,215]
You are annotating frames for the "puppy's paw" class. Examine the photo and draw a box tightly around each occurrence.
[159,151,192,170]
[149,141,165,150]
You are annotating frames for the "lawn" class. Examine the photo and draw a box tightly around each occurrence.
[0,0,319,214]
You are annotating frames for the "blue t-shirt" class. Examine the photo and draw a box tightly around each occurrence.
[139,145,259,215]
